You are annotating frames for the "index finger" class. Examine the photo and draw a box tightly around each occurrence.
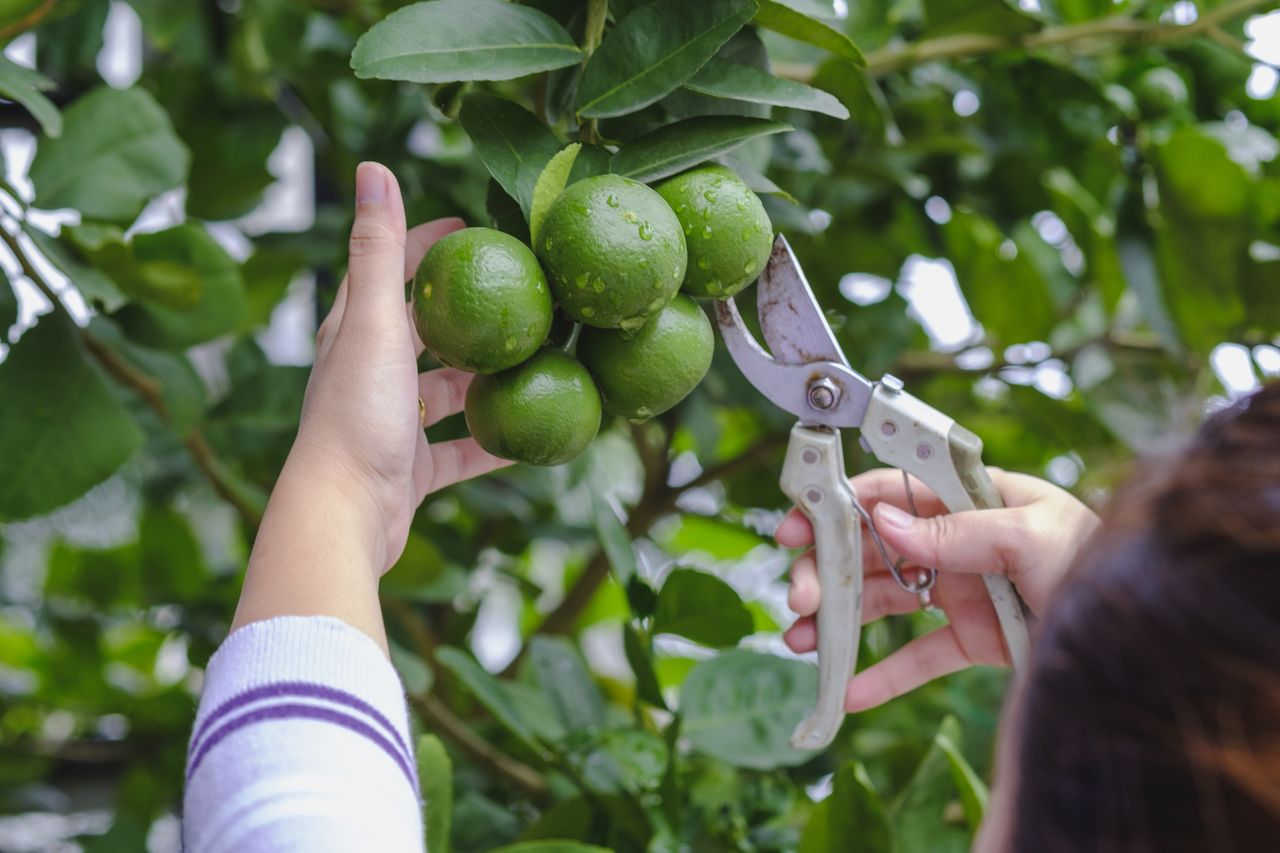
[404,218,466,280]
[774,468,947,548]
[404,218,466,356]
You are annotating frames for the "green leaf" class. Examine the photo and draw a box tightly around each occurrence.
[923,0,1040,38]
[799,761,893,853]
[754,1,865,66]
[1157,126,1252,221]
[652,568,752,647]
[577,0,757,119]
[942,208,1057,345]
[0,316,142,521]
[572,728,669,795]
[417,734,452,853]
[0,54,61,137]
[680,649,818,769]
[64,223,204,311]
[21,224,128,312]
[350,0,580,83]
[435,646,543,754]
[685,58,849,118]
[530,143,581,247]
[611,115,791,183]
[29,86,189,223]
[458,94,563,219]
[490,843,613,853]
[623,624,667,708]
[115,224,248,349]
[591,495,636,586]
[890,715,972,853]
[529,636,607,732]
[935,731,988,830]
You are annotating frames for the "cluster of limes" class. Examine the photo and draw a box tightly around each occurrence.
[412,164,774,466]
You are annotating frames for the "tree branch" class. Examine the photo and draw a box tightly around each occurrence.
[386,600,551,803]
[408,692,551,803]
[508,429,789,661]
[777,0,1272,78]
[0,223,264,527]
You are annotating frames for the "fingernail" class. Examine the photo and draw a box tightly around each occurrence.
[876,503,914,531]
[355,162,387,205]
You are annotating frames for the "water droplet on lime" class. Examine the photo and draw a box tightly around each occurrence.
[702,225,713,239]
[592,277,605,293]
[743,259,756,273]
[697,258,711,271]
[575,273,589,288]
[622,210,638,224]
[544,238,554,252]
[638,223,653,241]
[706,281,723,295]
[606,194,619,207]
[703,190,717,203]
[648,297,663,312]
[504,336,517,351]
[619,316,644,333]
[652,280,664,290]
[580,306,595,318]
[673,267,682,279]
[422,282,433,299]
[526,322,537,336]
[701,207,712,220]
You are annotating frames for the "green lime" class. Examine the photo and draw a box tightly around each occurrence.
[537,174,687,332]
[1134,68,1188,119]
[412,227,553,375]
[656,164,773,299]
[464,349,602,466]
[577,294,713,422]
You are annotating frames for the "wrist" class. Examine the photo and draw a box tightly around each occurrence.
[277,436,392,574]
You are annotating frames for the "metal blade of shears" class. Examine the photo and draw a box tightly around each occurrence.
[757,234,849,369]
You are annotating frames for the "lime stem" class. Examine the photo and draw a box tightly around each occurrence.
[561,321,583,356]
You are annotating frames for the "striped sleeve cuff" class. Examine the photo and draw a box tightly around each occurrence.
[187,616,417,792]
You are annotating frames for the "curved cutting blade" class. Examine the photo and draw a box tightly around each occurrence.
[758,234,850,368]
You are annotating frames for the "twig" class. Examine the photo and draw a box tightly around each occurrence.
[0,223,264,527]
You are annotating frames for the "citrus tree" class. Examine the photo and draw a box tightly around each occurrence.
[0,0,1277,850]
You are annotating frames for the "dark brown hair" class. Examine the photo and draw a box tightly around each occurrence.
[1009,381,1280,852]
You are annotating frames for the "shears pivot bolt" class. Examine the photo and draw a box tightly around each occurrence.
[807,378,840,411]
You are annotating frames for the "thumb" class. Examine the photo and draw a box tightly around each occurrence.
[345,162,407,327]
[872,501,1026,577]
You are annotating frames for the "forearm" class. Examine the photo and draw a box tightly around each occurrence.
[232,443,390,653]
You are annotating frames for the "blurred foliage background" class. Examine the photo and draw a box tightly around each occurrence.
[0,0,1276,850]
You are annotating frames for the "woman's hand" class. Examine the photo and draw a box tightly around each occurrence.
[291,162,508,572]
[232,163,508,649]
[775,468,1098,712]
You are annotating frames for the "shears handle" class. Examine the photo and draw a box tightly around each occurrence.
[860,382,1032,668]
[779,425,862,751]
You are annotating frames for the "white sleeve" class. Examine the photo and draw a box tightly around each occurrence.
[183,616,425,853]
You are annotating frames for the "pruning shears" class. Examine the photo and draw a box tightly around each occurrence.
[715,235,1032,751]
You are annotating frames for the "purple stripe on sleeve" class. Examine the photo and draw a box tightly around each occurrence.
[186,702,418,791]
[191,681,413,774]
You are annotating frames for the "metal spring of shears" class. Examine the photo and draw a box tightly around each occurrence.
[850,471,937,609]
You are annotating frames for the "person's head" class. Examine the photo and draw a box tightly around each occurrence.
[981,381,1280,852]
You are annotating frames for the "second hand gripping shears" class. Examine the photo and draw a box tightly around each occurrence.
[715,235,1033,751]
